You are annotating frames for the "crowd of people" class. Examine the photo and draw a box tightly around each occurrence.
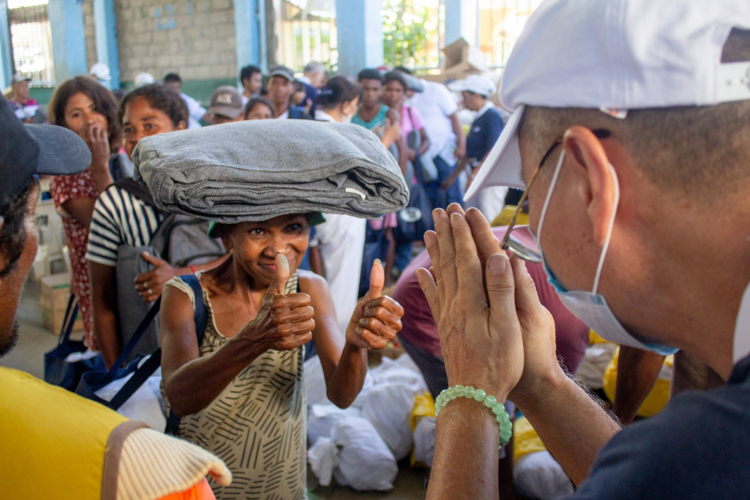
[3,1,750,498]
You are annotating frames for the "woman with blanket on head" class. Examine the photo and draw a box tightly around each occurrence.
[139,120,409,500]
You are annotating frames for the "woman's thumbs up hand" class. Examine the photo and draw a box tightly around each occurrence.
[346,259,405,350]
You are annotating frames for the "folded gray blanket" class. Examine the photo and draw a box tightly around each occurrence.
[133,120,408,223]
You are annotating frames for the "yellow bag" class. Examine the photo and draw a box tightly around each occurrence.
[491,206,530,228]
[513,416,547,461]
[410,392,436,467]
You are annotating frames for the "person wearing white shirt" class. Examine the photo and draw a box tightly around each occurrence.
[163,73,206,129]
[312,76,367,334]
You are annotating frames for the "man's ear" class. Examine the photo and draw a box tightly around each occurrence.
[177,120,187,131]
[562,126,618,247]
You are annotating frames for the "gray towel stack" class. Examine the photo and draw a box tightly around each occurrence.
[133,120,409,223]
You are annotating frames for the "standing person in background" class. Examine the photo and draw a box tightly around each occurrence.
[48,76,121,350]
[442,75,506,221]
[239,65,263,106]
[8,73,40,123]
[87,84,226,368]
[243,97,275,120]
[382,70,431,277]
[398,67,467,209]
[352,69,407,283]
[134,72,155,88]
[164,73,206,129]
[298,61,325,116]
[313,76,368,334]
[205,86,244,125]
[266,66,309,119]
[352,69,403,150]
[290,80,313,116]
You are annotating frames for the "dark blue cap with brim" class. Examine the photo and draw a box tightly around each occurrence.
[0,95,91,206]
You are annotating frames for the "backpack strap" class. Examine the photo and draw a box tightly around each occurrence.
[165,274,207,435]
[113,178,156,207]
[106,275,208,412]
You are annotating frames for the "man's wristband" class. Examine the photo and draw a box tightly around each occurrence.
[435,385,512,449]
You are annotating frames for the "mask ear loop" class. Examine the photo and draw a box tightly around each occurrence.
[592,164,620,294]
[535,150,566,246]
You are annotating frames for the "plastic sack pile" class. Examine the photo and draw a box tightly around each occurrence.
[306,354,434,491]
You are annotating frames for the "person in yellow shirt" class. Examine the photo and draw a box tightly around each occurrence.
[0,94,231,500]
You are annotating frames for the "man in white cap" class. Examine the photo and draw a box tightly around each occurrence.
[444,74,506,219]
[8,73,39,123]
[418,1,750,498]
[134,72,156,88]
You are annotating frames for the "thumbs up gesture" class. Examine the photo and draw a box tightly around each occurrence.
[237,253,315,352]
[346,259,405,350]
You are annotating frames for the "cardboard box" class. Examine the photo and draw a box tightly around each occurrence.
[40,273,83,334]
[440,38,488,79]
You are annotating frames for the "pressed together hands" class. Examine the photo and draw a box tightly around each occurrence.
[416,204,561,408]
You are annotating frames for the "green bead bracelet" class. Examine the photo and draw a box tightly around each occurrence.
[434,385,512,449]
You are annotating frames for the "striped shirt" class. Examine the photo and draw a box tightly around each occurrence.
[86,185,165,267]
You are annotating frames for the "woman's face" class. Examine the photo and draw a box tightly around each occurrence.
[383,80,405,108]
[122,96,185,159]
[223,214,310,287]
[63,92,109,137]
[246,103,274,120]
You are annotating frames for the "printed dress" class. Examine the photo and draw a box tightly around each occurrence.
[163,273,307,500]
[51,169,98,337]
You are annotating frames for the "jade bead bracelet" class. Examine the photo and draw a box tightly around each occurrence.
[434,385,513,449]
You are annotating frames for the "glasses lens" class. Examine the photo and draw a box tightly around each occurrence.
[505,225,542,263]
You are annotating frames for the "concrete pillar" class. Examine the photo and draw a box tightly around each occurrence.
[234,0,262,77]
[444,0,478,46]
[93,0,119,89]
[48,0,88,84]
[336,0,383,77]
[0,0,12,89]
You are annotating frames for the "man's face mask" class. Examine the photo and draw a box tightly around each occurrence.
[502,137,678,356]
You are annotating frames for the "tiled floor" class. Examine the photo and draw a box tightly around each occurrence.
[2,277,429,499]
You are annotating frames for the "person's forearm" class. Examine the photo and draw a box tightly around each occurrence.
[427,398,500,500]
[185,254,230,274]
[90,164,114,194]
[613,346,664,425]
[166,336,264,416]
[326,342,368,408]
[515,369,622,485]
[450,115,465,149]
[396,137,408,174]
[418,138,431,158]
[444,158,467,187]
[94,307,120,368]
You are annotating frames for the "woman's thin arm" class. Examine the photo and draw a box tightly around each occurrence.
[161,285,265,417]
[89,261,121,368]
[417,127,431,158]
[303,273,368,408]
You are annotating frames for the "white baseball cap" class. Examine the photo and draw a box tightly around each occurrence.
[134,72,156,88]
[466,0,750,200]
[90,62,111,81]
[449,74,496,97]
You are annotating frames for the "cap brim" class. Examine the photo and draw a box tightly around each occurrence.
[268,71,294,81]
[464,105,525,201]
[208,106,243,119]
[25,125,92,176]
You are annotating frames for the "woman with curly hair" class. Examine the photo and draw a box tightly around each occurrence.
[48,76,121,349]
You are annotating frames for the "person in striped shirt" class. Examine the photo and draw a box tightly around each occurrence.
[87,84,226,369]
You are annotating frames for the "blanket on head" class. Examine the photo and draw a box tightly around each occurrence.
[133,120,409,223]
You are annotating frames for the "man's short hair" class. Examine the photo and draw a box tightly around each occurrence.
[0,179,37,277]
[239,65,261,83]
[163,73,181,84]
[519,28,750,198]
[357,69,384,84]
[304,61,324,75]
[118,84,188,128]
[383,71,408,91]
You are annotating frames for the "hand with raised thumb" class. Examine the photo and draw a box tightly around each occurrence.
[236,253,315,353]
[347,259,404,350]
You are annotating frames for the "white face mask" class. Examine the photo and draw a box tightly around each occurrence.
[535,151,679,356]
